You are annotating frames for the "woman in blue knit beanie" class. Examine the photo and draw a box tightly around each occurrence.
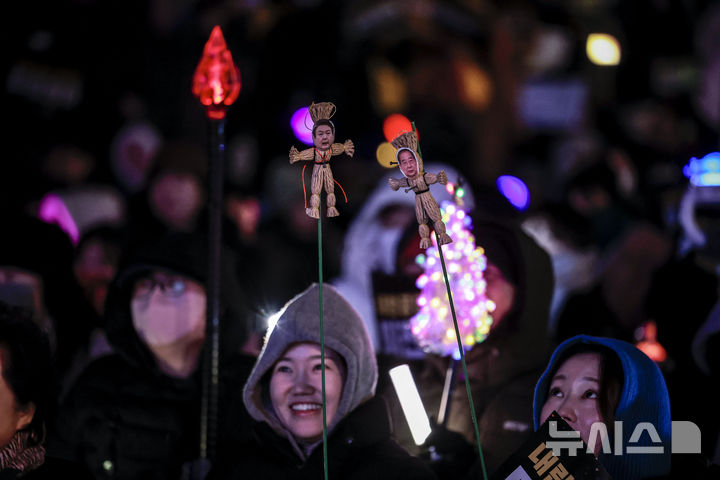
[533,335,672,479]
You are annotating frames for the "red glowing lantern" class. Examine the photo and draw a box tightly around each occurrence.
[192,26,241,120]
[383,113,414,143]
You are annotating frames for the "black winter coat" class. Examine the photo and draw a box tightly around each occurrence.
[46,353,255,480]
[46,232,256,480]
[208,396,438,480]
[0,456,95,480]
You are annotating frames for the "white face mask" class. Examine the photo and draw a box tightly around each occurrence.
[131,289,207,346]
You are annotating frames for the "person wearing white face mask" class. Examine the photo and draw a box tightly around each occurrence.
[130,271,207,378]
[46,232,257,480]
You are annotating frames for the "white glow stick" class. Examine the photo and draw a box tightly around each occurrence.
[389,364,432,445]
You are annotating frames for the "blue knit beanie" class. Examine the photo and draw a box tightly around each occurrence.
[533,335,671,479]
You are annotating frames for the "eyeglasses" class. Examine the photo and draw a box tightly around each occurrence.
[133,274,189,299]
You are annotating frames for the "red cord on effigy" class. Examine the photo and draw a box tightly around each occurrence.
[334,179,348,203]
[301,163,309,208]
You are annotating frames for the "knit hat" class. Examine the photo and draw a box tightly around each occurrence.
[243,283,377,437]
[533,335,672,479]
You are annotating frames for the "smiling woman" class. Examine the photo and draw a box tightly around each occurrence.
[269,343,346,443]
[206,284,438,480]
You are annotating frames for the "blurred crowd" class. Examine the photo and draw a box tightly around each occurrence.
[3,0,720,479]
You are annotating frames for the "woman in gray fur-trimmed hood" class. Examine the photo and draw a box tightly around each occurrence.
[207,283,438,480]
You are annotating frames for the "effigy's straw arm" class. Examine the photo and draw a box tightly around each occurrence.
[435,232,488,480]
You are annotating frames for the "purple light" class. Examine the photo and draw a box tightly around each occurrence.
[37,193,79,245]
[290,106,313,146]
[497,175,530,211]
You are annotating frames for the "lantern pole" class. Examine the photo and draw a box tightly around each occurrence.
[202,114,224,462]
[190,25,241,479]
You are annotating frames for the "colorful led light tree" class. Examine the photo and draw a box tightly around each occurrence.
[410,200,494,359]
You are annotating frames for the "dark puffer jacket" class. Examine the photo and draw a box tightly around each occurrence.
[210,396,437,480]
[46,232,255,480]
[383,216,555,476]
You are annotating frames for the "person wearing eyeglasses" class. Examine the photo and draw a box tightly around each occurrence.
[129,270,207,378]
[45,232,257,480]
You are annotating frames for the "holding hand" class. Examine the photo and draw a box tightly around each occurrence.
[420,418,476,480]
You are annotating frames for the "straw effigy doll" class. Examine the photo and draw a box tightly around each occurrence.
[388,131,452,249]
[289,102,354,218]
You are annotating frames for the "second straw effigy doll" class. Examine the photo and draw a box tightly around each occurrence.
[289,102,355,218]
[388,131,452,249]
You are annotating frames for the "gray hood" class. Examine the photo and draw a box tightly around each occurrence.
[242,283,378,439]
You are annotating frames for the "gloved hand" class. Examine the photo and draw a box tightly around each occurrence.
[420,418,476,480]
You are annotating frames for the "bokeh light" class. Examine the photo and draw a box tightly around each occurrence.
[376,142,397,168]
[37,193,80,245]
[497,175,530,211]
[383,113,413,142]
[586,33,621,66]
[455,60,493,111]
[684,152,720,186]
[290,106,313,146]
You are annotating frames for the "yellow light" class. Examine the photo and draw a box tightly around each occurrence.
[439,307,448,318]
[465,335,475,346]
[430,297,441,308]
[371,61,408,114]
[486,299,496,312]
[456,60,493,111]
[586,33,621,66]
[445,329,455,340]
[376,142,397,168]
